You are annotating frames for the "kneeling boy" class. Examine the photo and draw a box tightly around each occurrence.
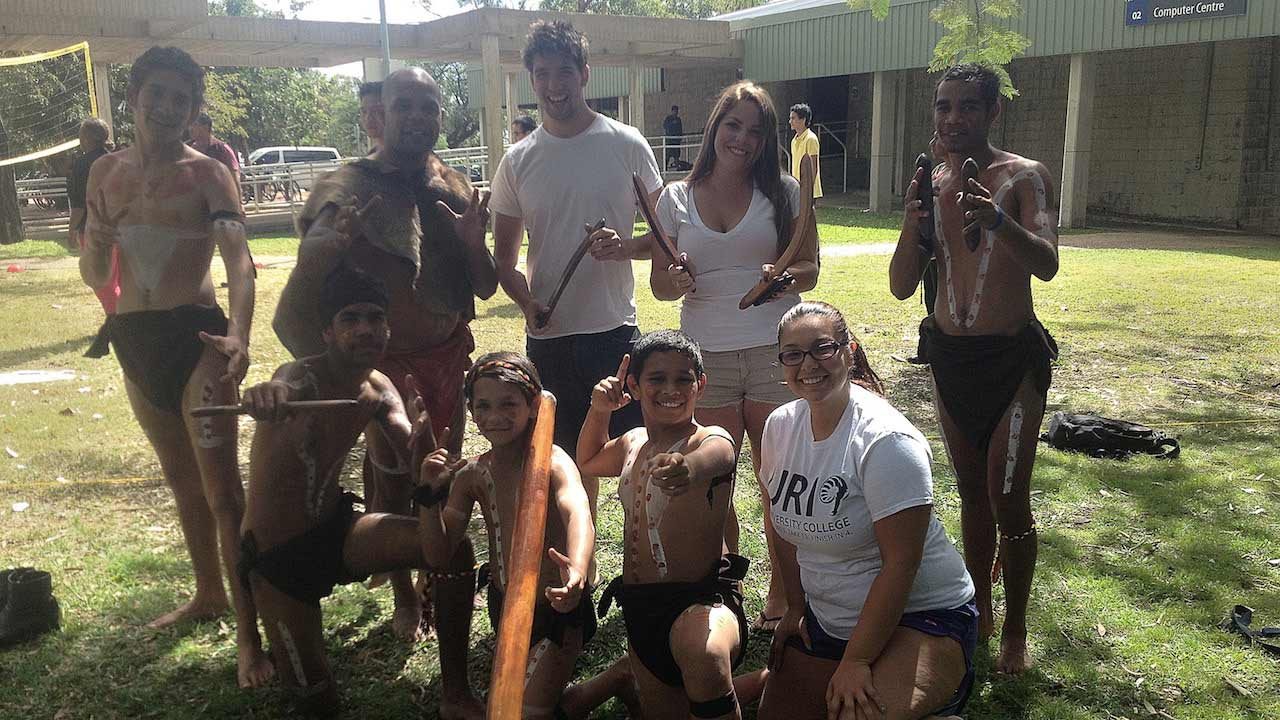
[580,330,750,720]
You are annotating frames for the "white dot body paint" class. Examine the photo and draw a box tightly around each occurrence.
[524,637,553,688]
[297,415,323,521]
[213,218,245,234]
[277,620,309,687]
[1003,401,1024,495]
[196,381,224,448]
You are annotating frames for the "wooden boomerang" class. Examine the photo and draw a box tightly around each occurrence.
[535,218,607,329]
[487,391,558,720]
[738,154,816,310]
[189,399,359,417]
[915,152,936,255]
[631,173,684,271]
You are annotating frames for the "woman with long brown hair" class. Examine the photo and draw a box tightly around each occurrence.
[649,80,819,630]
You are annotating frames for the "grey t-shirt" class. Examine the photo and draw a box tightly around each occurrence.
[760,384,974,639]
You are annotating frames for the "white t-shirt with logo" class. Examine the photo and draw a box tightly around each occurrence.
[760,384,974,640]
[655,177,802,352]
[488,113,663,339]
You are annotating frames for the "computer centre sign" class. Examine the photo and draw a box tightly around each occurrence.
[1126,0,1248,26]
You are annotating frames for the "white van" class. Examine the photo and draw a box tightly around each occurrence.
[243,146,342,202]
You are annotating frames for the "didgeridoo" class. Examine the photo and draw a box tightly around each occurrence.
[189,399,359,417]
[738,154,816,309]
[961,157,981,252]
[487,390,558,720]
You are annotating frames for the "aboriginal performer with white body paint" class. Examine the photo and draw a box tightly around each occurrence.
[78,46,271,689]
[889,63,1060,676]
[238,265,440,716]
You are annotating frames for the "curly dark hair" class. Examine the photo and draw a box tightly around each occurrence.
[128,46,205,112]
[522,20,589,72]
[937,63,1001,109]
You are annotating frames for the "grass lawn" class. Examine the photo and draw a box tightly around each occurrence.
[0,219,1277,719]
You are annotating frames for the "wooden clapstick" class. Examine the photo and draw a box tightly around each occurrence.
[189,399,359,417]
[632,173,684,271]
[486,390,558,720]
[961,157,981,251]
[738,154,816,310]
[915,153,935,255]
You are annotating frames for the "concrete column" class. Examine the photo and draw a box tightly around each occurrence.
[869,70,898,212]
[1061,53,1096,228]
[618,96,630,124]
[92,61,113,142]
[628,60,646,135]
[481,33,504,182]
[504,71,518,136]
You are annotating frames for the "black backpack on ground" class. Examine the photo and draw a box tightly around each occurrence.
[1039,411,1180,460]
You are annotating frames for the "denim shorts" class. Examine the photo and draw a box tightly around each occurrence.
[699,344,794,409]
[793,600,980,716]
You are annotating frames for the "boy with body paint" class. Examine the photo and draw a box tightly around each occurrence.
[78,45,268,688]
[238,265,466,716]
[416,352,617,719]
[580,330,762,720]
[888,63,1060,675]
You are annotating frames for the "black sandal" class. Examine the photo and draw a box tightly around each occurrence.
[1226,604,1280,657]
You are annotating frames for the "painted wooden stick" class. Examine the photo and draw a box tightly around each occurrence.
[739,154,816,309]
[189,399,359,417]
[961,157,981,251]
[632,173,684,271]
[487,390,557,720]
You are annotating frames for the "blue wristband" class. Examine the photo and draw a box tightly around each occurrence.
[986,206,1004,231]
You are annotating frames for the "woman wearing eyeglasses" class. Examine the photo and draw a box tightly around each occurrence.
[757,301,978,720]
[649,81,819,631]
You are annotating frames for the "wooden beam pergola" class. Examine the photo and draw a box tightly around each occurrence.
[1,3,741,171]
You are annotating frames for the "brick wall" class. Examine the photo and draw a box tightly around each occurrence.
[643,66,740,137]
[1088,40,1255,227]
[1240,38,1280,231]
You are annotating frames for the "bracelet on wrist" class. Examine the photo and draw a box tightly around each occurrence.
[413,484,450,509]
[985,206,1005,231]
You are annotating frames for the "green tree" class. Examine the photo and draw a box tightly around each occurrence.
[848,0,1031,97]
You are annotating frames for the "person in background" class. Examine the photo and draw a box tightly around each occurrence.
[68,117,119,316]
[188,112,239,179]
[788,104,822,204]
[510,114,537,144]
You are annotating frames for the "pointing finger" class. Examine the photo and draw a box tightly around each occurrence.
[615,354,630,382]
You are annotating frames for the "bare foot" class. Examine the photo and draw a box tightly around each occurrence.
[995,630,1033,674]
[439,694,486,720]
[237,643,275,688]
[392,602,425,642]
[146,597,227,629]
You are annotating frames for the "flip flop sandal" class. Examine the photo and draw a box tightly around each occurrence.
[1226,605,1280,657]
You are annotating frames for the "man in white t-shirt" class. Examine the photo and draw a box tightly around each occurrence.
[489,20,663,492]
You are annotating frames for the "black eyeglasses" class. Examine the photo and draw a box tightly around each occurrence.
[777,341,842,367]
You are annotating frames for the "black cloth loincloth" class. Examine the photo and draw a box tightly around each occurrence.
[917,315,1058,450]
[597,553,750,688]
[89,304,228,414]
[239,492,369,607]
[485,571,597,649]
